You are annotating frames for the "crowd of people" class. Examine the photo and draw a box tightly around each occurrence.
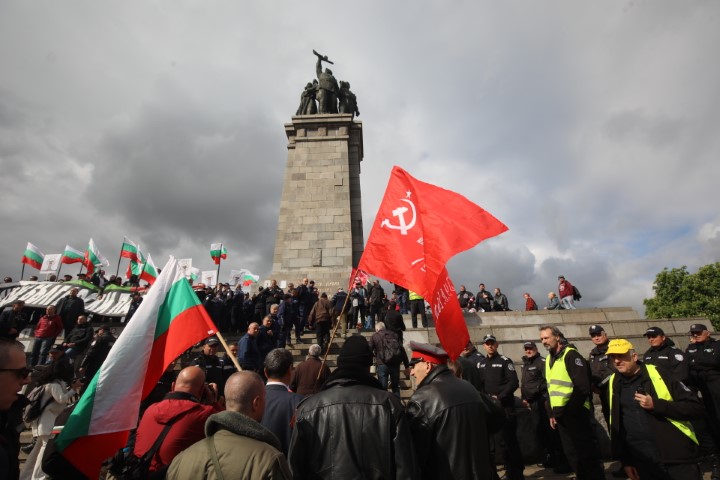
[456,275,581,313]
[1,271,719,479]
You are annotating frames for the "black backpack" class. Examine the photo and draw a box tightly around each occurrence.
[572,285,582,301]
[105,420,176,480]
[378,331,402,365]
[23,384,53,424]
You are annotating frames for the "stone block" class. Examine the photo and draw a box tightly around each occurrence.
[288,240,310,250]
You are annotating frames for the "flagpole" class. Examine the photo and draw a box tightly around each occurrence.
[20,263,25,281]
[78,261,84,276]
[57,263,63,280]
[115,238,125,278]
[215,243,222,293]
[213,330,242,372]
[317,267,360,383]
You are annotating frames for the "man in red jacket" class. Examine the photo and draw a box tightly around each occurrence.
[557,276,576,310]
[133,365,223,475]
[30,305,64,366]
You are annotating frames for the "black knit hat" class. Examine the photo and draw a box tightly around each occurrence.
[337,335,373,369]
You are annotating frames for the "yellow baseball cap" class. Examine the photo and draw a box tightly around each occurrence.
[606,339,634,355]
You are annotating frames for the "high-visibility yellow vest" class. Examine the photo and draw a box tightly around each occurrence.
[546,346,591,410]
[608,364,698,445]
[408,291,423,301]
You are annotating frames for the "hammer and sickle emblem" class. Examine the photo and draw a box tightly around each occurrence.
[381,199,417,235]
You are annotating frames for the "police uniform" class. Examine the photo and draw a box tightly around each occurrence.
[479,335,524,480]
[643,327,689,383]
[686,325,720,448]
[587,325,615,426]
[458,346,485,392]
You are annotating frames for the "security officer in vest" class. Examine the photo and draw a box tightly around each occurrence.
[408,290,428,328]
[520,341,570,474]
[686,323,720,479]
[540,325,604,480]
[643,326,690,382]
[479,334,525,480]
[588,324,615,426]
[606,338,704,480]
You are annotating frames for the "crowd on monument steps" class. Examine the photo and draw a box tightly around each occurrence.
[2,272,720,479]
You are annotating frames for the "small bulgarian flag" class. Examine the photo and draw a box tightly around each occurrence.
[54,256,217,478]
[84,238,109,275]
[120,237,141,263]
[62,245,85,265]
[239,269,260,286]
[140,254,158,285]
[21,243,44,270]
[210,243,227,265]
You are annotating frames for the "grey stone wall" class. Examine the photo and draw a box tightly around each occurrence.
[270,114,364,292]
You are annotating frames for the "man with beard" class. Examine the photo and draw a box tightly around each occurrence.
[540,325,604,480]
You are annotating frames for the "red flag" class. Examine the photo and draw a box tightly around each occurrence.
[348,267,369,290]
[358,166,508,359]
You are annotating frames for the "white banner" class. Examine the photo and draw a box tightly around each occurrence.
[40,254,62,275]
[0,282,135,317]
[201,270,217,287]
[177,258,193,278]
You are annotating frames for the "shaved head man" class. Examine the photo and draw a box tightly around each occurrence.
[168,371,292,479]
[132,365,221,474]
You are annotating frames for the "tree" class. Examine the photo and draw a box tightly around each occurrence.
[644,263,720,329]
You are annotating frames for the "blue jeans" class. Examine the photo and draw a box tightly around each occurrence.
[376,363,401,397]
[560,296,576,309]
[31,337,55,366]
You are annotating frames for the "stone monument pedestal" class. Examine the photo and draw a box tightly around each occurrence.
[269,114,364,292]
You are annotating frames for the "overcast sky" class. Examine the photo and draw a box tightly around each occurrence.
[1,1,718,315]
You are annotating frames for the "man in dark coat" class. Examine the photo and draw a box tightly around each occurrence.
[288,335,417,479]
[192,337,230,398]
[238,322,261,372]
[406,342,493,480]
[78,325,115,388]
[261,349,303,456]
[0,300,27,340]
[55,288,85,335]
[642,326,689,382]
[0,339,32,480]
[607,338,704,480]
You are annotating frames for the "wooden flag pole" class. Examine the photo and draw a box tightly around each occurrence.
[213,330,242,372]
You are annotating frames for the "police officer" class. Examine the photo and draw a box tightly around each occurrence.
[643,326,689,382]
[193,337,231,397]
[540,325,604,480]
[686,323,720,479]
[588,324,615,426]
[520,341,569,473]
[479,334,524,480]
[458,340,485,392]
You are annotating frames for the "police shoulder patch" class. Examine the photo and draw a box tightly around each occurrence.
[675,354,684,361]
[508,363,515,371]
[575,358,583,367]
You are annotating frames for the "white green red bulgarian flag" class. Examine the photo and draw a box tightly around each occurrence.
[239,269,260,286]
[84,238,110,275]
[120,237,141,262]
[61,245,85,265]
[140,254,158,285]
[21,242,44,270]
[210,243,227,265]
[54,256,217,478]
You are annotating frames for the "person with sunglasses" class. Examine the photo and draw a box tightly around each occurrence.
[642,326,689,383]
[1,340,32,480]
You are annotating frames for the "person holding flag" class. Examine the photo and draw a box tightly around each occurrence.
[49,257,221,478]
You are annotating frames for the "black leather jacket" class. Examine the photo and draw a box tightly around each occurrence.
[288,367,418,479]
[521,353,547,403]
[406,365,493,480]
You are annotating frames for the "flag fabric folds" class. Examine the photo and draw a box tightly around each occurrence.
[120,237,141,262]
[348,267,369,289]
[238,269,259,286]
[210,243,227,265]
[357,166,508,360]
[54,256,217,478]
[21,242,44,270]
[84,238,110,275]
[61,245,85,265]
[140,254,159,285]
